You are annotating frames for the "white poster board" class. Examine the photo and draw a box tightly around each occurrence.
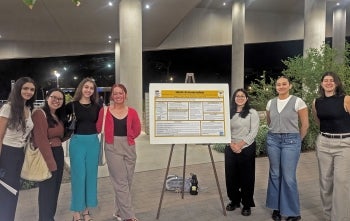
[149,83,231,144]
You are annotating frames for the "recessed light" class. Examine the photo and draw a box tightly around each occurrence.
[145,4,150,9]
[336,2,340,6]
[223,2,226,6]
[108,35,112,39]
[108,1,113,7]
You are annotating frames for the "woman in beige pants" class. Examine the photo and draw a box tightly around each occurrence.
[97,83,141,221]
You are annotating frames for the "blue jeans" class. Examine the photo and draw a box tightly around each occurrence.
[266,132,301,216]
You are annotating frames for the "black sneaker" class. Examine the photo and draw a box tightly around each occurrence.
[272,210,281,221]
[286,216,301,221]
[225,202,240,211]
[241,206,251,216]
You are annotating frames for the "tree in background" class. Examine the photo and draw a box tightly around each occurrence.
[282,43,350,150]
[248,43,350,154]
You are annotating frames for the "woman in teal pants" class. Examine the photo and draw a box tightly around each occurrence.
[66,78,102,221]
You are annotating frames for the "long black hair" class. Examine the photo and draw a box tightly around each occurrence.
[230,88,251,119]
[42,88,66,128]
[7,77,36,132]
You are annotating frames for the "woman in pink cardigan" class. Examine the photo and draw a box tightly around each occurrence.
[96,83,141,221]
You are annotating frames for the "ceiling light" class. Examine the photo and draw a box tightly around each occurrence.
[145,4,150,9]
[108,1,113,6]
[223,2,226,6]
[336,2,340,6]
[108,40,112,43]
[108,35,112,39]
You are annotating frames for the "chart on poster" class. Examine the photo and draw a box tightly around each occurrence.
[149,83,231,144]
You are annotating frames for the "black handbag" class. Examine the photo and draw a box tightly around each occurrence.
[64,102,77,139]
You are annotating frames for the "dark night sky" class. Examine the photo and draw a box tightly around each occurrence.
[0,39,308,99]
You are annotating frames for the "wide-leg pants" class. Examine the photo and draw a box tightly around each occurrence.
[225,142,256,208]
[316,134,350,221]
[105,136,136,220]
[266,132,301,217]
[0,145,24,221]
[69,134,99,212]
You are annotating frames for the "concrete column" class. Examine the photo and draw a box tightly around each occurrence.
[119,0,143,118]
[304,0,326,56]
[231,0,245,96]
[332,6,346,63]
[114,41,120,83]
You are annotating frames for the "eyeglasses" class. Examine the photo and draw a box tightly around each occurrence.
[49,95,63,102]
[235,95,246,98]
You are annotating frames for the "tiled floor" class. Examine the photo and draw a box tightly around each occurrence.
[15,133,324,221]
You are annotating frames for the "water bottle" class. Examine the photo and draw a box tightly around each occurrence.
[190,174,198,195]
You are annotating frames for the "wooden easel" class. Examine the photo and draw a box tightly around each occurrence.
[156,73,226,219]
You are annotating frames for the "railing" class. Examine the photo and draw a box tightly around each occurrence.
[0,100,45,108]
[34,100,45,107]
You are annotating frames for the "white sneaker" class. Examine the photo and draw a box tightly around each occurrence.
[113,213,122,221]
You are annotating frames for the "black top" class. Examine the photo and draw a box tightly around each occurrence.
[113,115,127,136]
[315,95,350,133]
[66,101,102,135]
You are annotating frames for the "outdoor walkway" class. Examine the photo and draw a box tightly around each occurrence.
[15,133,324,221]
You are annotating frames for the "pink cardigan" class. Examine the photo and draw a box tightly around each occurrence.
[96,106,141,145]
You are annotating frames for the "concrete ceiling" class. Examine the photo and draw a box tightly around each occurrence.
[0,0,346,49]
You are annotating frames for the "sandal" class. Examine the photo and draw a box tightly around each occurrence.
[72,215,83,221]
[113,213,122,221]
[82,211,94,221]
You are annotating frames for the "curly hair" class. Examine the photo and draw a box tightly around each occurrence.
[7,77,37,132]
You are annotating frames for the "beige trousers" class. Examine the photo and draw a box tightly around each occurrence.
[316,134,350,221]
[105,136,136,220]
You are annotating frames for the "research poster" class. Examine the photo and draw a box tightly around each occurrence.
[149,83,231,144]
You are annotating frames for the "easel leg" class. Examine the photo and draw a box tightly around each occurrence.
[182,144,187,199]
[156,144,175,219]
[208,144,227,216]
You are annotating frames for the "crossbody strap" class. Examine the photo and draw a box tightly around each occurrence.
[101,107,107,133]
[72,102,76,118]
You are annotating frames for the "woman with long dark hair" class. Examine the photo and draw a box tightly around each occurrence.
[32,88,66,221]
[225,88,259,216]
[312,72,350,221]
[0,77,36,221]
[66,78,102,221]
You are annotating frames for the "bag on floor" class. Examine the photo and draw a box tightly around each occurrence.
[165,175,191,193]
